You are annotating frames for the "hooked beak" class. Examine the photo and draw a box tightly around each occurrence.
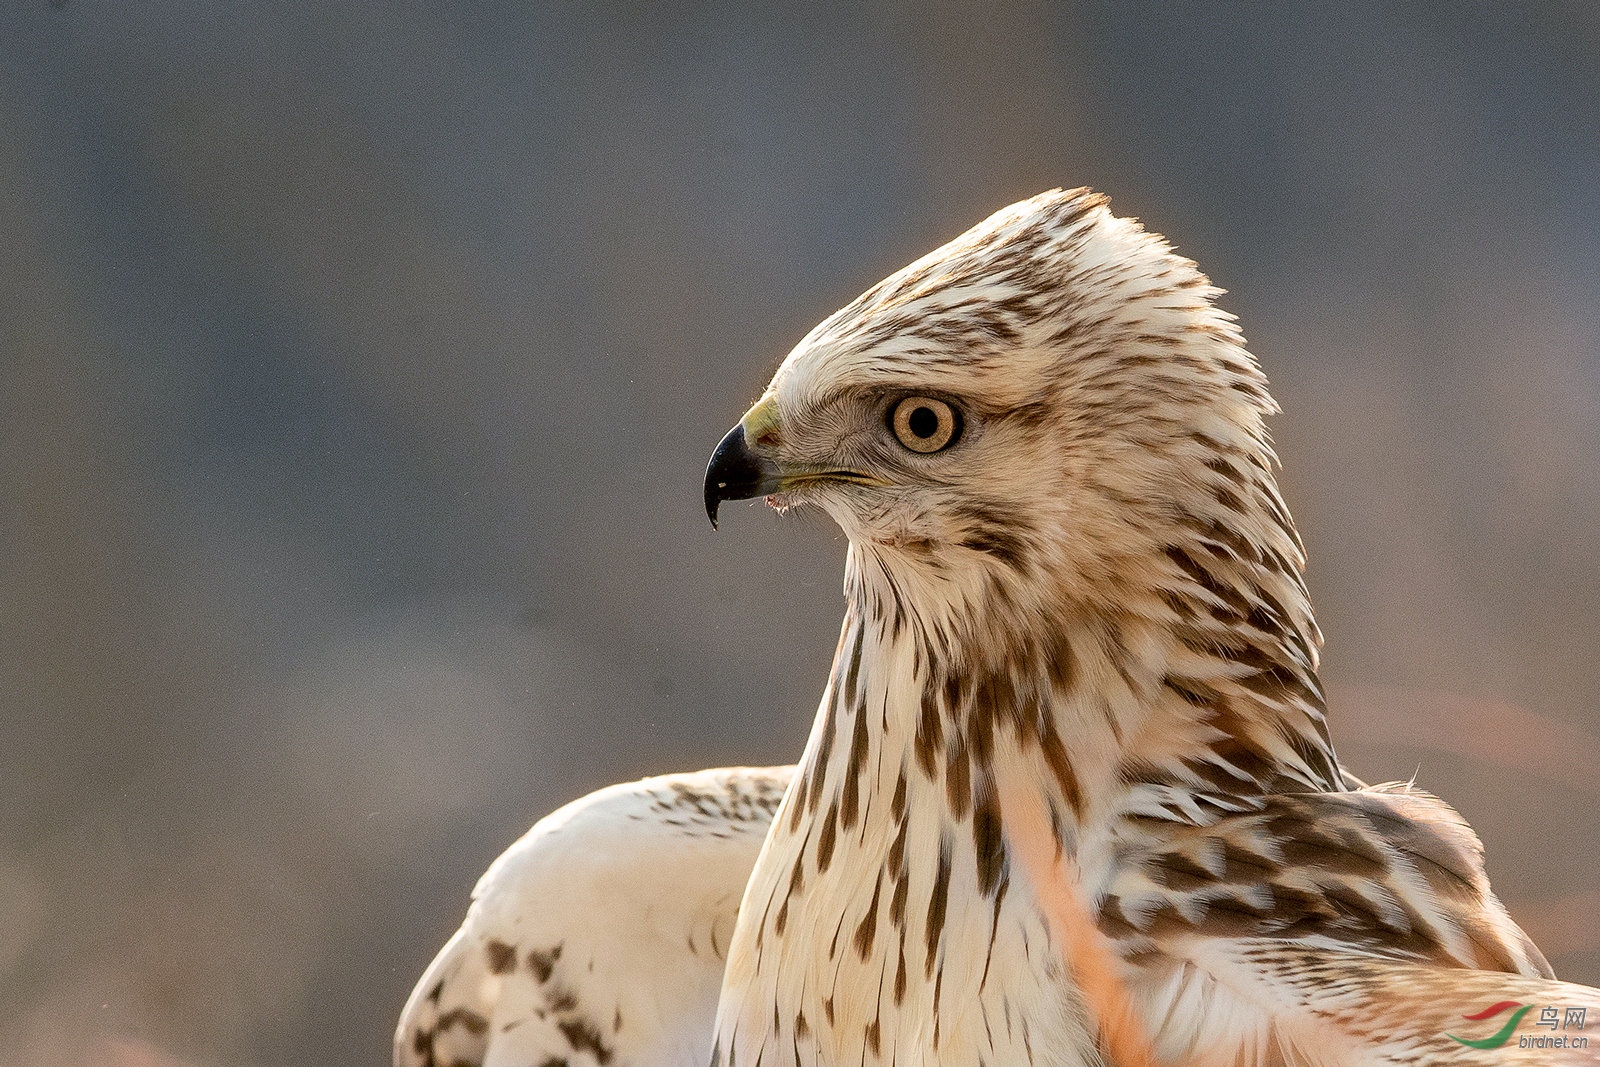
[704,394,783,527]
[703,422,782,527]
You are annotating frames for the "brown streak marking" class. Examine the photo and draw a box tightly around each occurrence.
[945,732,972,820]
[817,800,839,873]
[809,688,838,815]
[843,621,866,705]
[888,812,910,878]
[915,688,942,778]
[894,929,908,1004]
[924,833,953,976]
[1038,726,1084,817]
[853,872,884,960]
[979,873,1010,994]
[891,868,910,928]
[972,776,1005,897]
[790,770,809,833]
[842,696,870,831]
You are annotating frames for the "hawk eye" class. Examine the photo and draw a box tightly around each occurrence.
[889,396,962,454]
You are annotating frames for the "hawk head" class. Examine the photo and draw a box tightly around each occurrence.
[705,189,1301,627]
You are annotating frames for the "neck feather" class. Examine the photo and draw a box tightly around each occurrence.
[837,477,1343,837]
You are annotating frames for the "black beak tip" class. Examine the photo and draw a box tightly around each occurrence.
[703,423,746,529]
[703,422,777,529]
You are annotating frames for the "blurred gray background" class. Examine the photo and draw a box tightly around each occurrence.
[2,3,1598,1065]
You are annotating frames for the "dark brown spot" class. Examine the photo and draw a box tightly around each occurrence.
[1164,544,1252,617]
[527,944,562,983]
[1097,896,1140,938]
[960,525,1027,568]
[1213,485,1245,512]
[484,938,517,975]
[1204,456,1246,485]
[1220,840,1277,880]
[1146,850,1215,891]
[557,1017,613,1064]
[1163,675,1217,708]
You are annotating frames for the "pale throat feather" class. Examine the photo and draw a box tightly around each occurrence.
[715,550,1076,1067]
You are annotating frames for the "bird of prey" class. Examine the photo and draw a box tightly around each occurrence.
[395,766,791,1067]
[700,190,1599,1066]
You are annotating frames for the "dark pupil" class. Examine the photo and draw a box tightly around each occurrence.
[908,406,939,439]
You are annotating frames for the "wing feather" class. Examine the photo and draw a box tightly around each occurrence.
[1101,784,1590,1064]
[1137,939,1599,1066]
[396,767,791,1067]
[1104,784,1551,979]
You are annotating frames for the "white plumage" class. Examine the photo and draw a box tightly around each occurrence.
[396,767,790,1067]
